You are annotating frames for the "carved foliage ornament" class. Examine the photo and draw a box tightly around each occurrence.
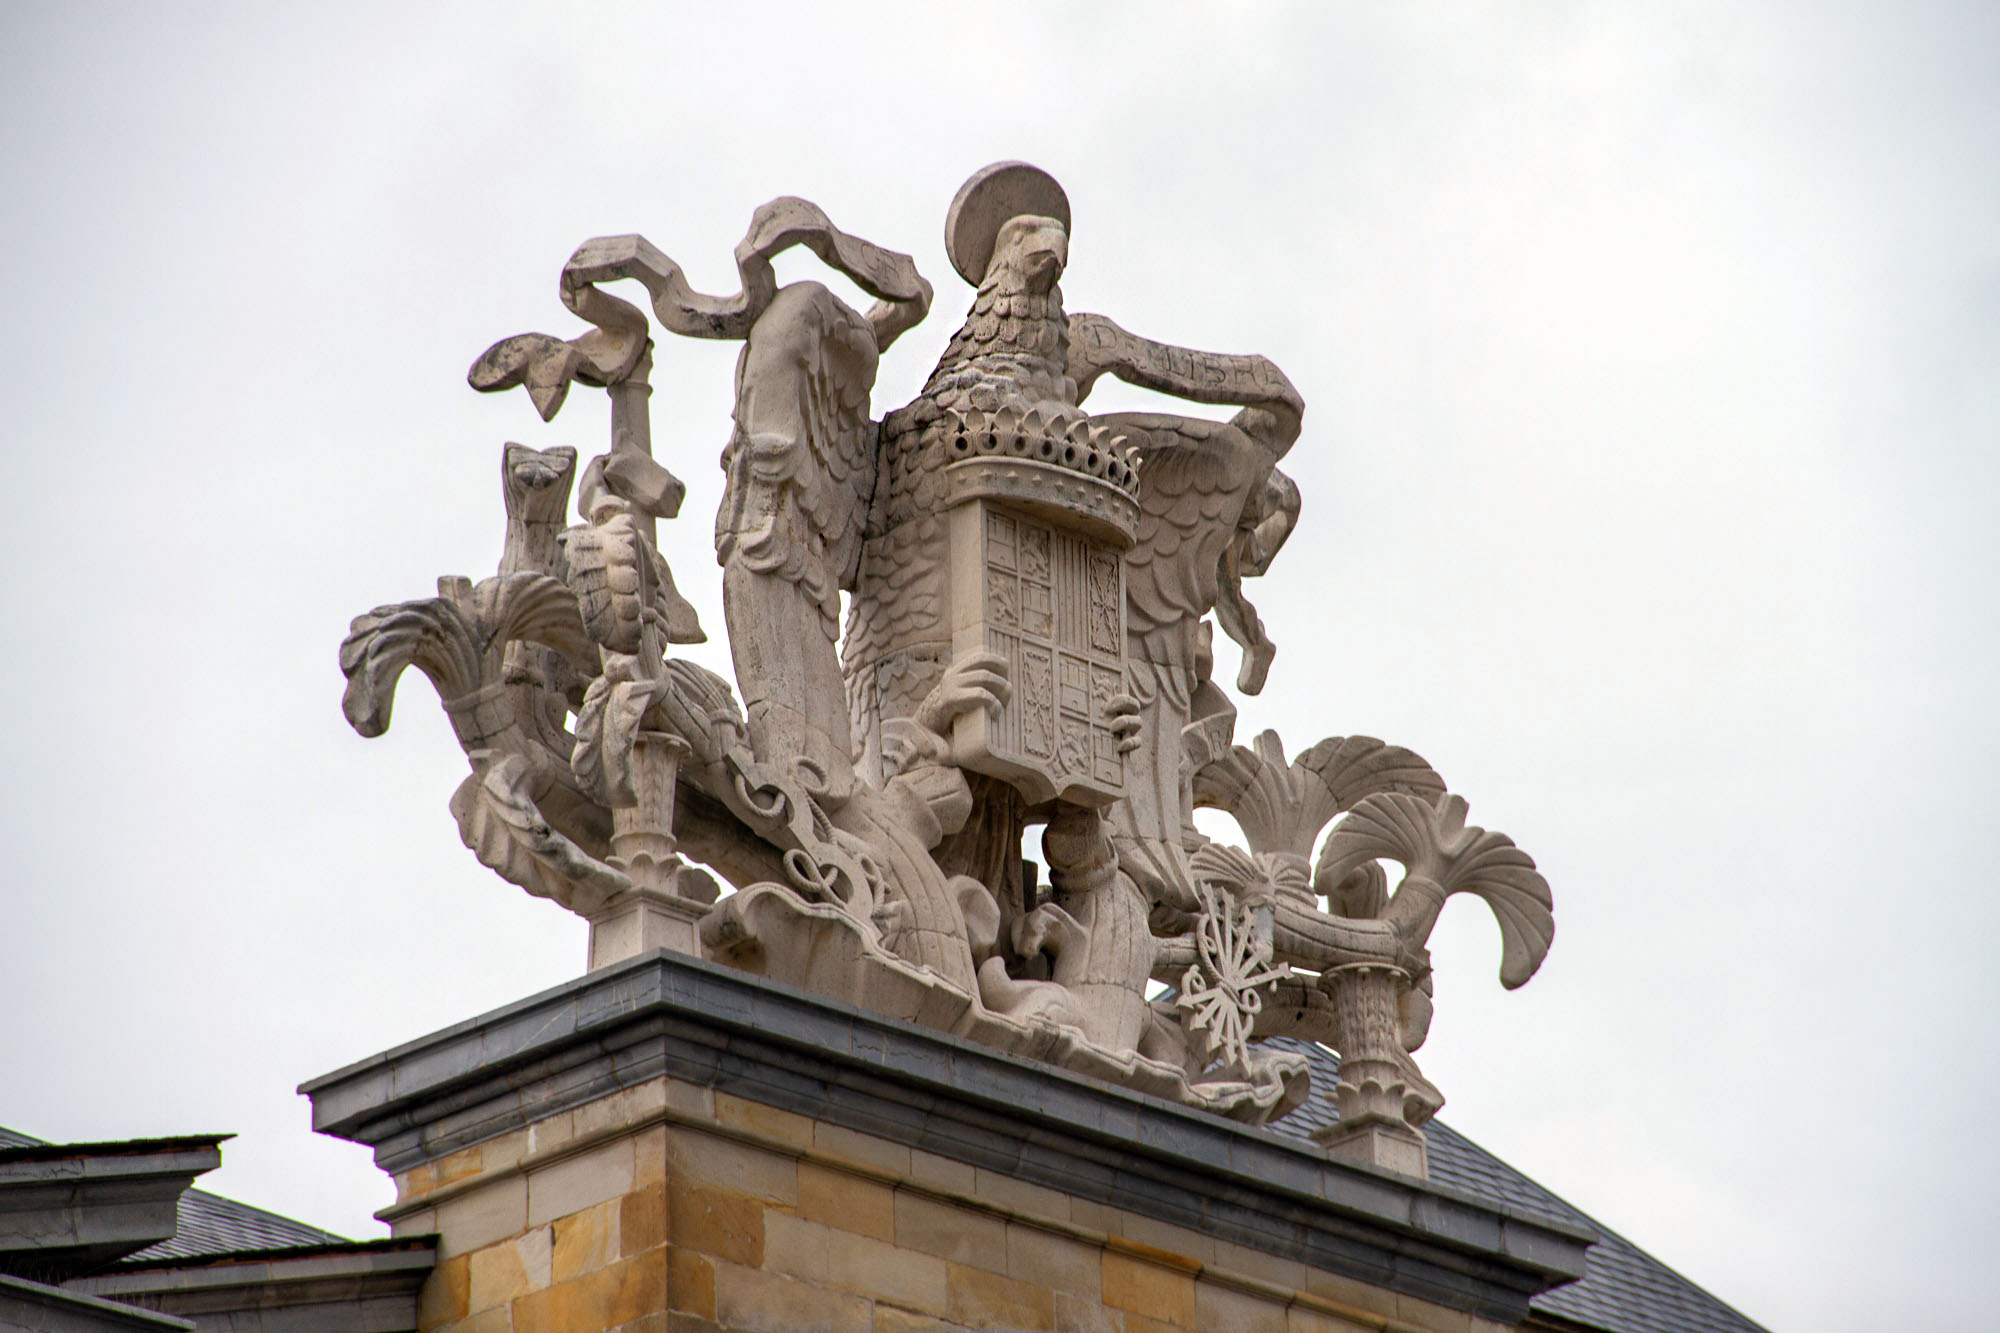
[338,162,1554,1175]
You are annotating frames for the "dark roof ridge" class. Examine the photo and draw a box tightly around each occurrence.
[0,1135,233,1165]
[105,1235,431,1274]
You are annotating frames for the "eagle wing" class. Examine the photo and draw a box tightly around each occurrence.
[717,281,882,630]
[1102,412,1268,640]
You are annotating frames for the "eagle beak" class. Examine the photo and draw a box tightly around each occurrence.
[1033,226,1068,274]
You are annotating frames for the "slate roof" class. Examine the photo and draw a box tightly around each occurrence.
[0,1129,346,1266]
[1264,1040,1769,1333]
[117,1188,346,1265]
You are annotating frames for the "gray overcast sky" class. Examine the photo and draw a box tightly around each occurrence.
[3,3,1995,1328]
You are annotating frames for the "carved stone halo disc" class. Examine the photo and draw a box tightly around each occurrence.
[944,161,1072,286]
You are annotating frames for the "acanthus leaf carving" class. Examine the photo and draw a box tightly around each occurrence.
[450,752,630,917]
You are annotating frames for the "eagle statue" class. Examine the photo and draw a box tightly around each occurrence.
[338,162,1556,1173]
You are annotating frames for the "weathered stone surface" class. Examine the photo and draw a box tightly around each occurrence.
[621,1188,667,1256]
[972,1166,1071,1224]
[510,1251,665,1333]
[527,1137,635,1227]
[827,1229,946,1313]
[947,1259,1056,1329]
[712,1093,814,1152]
[760,1210,830,1283]
[665,1247,714,1318]
[892,1190,1006,1270]
[712,1258,873,1333]
[799,1164,896,1244]
[810,1124,909,1179]
[1052,1289,1124,1333]
[434,1176,525,1256]
[666,1184,763,1267]
[661,1134,794,1210]
[1006,1223,1101,1300]
[340,161,1559,1169]
[416,1253,469,1330]
[552,1199,618,1283]
[467,1228,549,1312]
[870,1308,961,1333]
[1196,1279,1291,1333]
[1101,1248,1197,1327]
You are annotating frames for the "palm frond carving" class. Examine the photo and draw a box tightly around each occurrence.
[1314,793,1553,989]
[340,573,594,740]
[1294,735,1447,810]
[341,597,483,738]
[1192,729,1446,862]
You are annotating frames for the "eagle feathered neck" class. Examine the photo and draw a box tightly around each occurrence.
[921,255,1074,407]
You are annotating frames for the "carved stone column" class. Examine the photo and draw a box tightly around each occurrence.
[1311,962,1429,1177]
[588,731,714,967]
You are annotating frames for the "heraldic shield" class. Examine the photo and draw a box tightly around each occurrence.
[942,412,1141,807]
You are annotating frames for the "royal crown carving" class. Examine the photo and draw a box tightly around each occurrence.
[340,162,1555,1175]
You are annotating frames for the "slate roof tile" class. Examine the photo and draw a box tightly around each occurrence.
[1263,1039,1769,1333]
[118,1189,346,1264]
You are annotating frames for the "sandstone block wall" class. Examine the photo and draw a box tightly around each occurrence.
[378,1075,1517,1333]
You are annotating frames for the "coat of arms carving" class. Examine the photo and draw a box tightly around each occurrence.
[338,161,1555,1178]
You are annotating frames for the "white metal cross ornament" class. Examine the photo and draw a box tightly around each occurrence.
[1177,884,1291,1080]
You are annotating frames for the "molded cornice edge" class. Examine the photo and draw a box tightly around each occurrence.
[302,951,1592,1323]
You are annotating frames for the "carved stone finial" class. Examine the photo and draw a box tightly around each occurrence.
[338,165,1555,1172]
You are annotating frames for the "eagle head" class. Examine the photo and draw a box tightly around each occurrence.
[984,214,1069,295]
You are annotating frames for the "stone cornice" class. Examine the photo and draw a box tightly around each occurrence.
[0,1273,194,1331]
[302,951,1592,1323]
[67,1239,435,1330]
[0,1139,226,1282]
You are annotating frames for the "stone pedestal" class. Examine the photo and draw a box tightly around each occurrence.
[302,953,1589,1333]
[585,886,711,970]
[1311,962,1432,1178]
[591,731,715,970]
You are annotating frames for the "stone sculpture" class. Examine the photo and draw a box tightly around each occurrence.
[339,162,1555,1176]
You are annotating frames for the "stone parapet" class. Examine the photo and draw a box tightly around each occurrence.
[303,952,1590,1331]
